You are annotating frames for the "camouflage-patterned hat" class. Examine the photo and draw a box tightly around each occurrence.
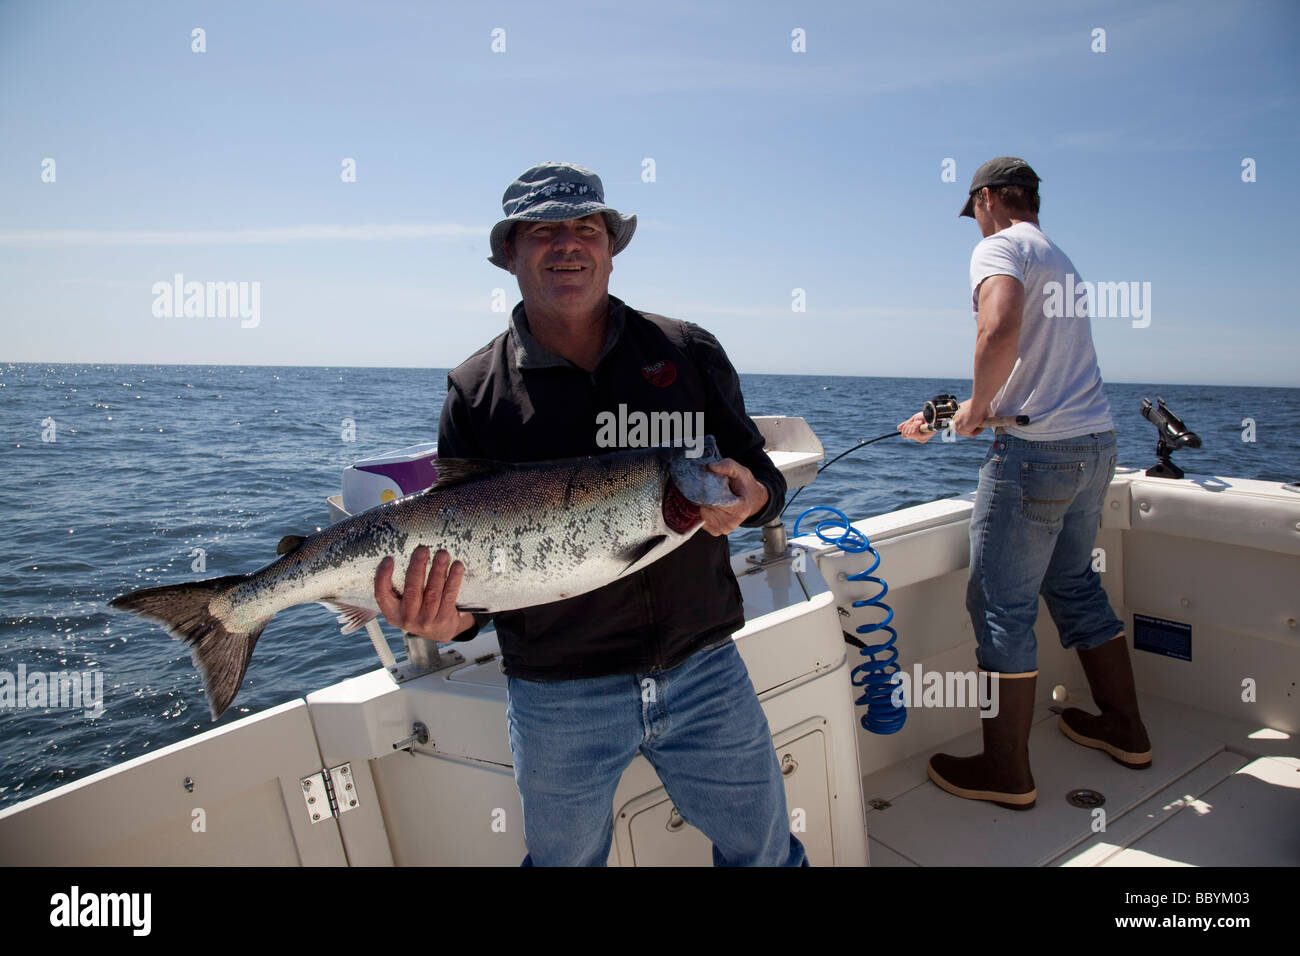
[488,162,637,270]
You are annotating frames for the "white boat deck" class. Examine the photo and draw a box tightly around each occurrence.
[864,692,1300,867]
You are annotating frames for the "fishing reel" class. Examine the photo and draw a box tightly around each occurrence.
[919,393,1029,433]
[1141,397,1201,479]
[921,394,961,432]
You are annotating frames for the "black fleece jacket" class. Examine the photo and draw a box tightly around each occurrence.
[437,295,785,680]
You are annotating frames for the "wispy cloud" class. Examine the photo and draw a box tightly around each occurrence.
[0,224,486,246]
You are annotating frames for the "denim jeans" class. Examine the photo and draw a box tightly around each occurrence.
[506,638,808,866]
[966,430,1124,673]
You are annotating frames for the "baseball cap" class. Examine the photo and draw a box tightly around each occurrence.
[960,157,1041,217]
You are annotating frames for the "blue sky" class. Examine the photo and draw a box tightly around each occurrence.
[2,0,1297,386]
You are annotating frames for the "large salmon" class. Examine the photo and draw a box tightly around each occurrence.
[108,438,740,719]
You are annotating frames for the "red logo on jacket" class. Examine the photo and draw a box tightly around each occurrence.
[641,360,677,388]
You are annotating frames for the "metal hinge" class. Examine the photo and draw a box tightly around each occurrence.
[300,763,358,824]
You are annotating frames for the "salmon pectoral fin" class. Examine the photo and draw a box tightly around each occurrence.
[616,534,670,578]
[108,574,265,721]
[319,600,382,635]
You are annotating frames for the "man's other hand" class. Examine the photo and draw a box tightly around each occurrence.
[952,398,991,438]
[898,412,937,443]
[699,458,769,536]
[374,545,476,642]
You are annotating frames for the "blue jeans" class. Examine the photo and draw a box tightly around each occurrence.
[967,431,1124,673]
[506,639,808,866]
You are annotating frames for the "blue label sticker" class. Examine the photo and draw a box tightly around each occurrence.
[1133,613,1192,662]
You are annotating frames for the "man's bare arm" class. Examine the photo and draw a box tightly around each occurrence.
[953,274,1023,437]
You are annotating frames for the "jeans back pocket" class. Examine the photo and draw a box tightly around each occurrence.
[1020,459,1086,527]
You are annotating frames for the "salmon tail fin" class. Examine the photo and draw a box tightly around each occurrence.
[108,574,266,720]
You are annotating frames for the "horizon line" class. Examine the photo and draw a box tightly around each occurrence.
[2,360,1295,391]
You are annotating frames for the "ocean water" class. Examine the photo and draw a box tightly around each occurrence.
[2,362,1297,809]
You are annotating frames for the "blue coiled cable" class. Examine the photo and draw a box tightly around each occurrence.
[792,506,906,735]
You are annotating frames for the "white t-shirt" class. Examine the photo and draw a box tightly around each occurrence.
[969,221,1113,440]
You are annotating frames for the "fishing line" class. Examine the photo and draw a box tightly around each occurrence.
[779,431,900,517]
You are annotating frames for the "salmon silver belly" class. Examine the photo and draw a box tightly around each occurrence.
[108,437,740,719]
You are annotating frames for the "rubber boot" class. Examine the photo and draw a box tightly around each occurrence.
[927,670,1037,810]
[1058,633,1152,769]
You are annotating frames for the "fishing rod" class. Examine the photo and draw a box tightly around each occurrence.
[779,393,1031,516]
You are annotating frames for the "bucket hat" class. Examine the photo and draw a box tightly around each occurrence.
[488,162,636,269]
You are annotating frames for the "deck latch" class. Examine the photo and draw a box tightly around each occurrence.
[300,763,358,824]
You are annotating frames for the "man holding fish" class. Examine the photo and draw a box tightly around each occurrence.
[375,162,808,867]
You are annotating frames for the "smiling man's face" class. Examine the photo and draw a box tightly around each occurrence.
[505,213,614,319]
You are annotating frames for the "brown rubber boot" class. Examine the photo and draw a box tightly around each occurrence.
[1059,633,1152,769]
[927,671,1038,810]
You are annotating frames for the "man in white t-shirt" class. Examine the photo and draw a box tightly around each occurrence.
[899,157,1152,811]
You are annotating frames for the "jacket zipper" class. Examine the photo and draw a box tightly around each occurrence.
[640,573,661,671]
[592,338,662,672]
